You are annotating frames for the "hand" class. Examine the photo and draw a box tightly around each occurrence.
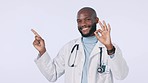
[94,20,113,50]
[31,29,46,55]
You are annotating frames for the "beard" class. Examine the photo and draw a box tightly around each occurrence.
[78,23,96,37]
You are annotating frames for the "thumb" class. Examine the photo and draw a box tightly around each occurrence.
[35,36,45,47]
[40,38,45,46]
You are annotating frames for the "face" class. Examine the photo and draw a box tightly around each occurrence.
[77,11,98,37]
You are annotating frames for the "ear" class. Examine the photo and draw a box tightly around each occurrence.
[95,17,99,23]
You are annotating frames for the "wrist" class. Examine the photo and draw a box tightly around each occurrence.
[39,48,46,56]
[105,43,113,50]
[107,46,115,55]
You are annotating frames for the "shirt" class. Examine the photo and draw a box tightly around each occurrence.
[81,36,98,83]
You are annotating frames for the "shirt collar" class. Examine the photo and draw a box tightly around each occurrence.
[82,36,98,44]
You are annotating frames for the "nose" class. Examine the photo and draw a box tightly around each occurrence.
[80,20,87,27]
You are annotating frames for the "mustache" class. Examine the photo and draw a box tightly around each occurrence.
[78,23,96,37]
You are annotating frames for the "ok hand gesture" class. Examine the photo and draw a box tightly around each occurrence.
[94,20,113,50]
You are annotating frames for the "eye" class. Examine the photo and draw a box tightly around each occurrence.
[77,19,81,23]
[85,18,91,22]
[86,18,91,20]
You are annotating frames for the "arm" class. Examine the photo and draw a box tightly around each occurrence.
[35,51,65,82]
[108,44,129,80]
[31,29,65,82]
[94,20,129,79]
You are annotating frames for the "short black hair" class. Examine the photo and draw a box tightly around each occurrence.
[77,7,97,18]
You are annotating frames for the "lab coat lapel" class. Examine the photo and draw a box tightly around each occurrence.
[87,41,105,83]
[76,38,85,65]
[90,41,105,58]
[73,38,85,83]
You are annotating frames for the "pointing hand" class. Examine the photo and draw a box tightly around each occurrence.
[31,29,46,55]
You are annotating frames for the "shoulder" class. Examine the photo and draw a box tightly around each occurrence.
[58,37,80,53]
[64,37,80,48]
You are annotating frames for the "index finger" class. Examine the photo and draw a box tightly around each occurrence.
[98,21,105,31]
[31,29,41,37]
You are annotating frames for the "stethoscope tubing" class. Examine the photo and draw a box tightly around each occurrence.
[68,44,105,73]
[68,44,79,67]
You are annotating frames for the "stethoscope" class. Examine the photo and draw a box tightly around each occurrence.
[68,44,106,73]
[97,47,106,73]
[68,44,79,67]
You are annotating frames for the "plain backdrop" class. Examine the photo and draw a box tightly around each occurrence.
[0,0,148,83]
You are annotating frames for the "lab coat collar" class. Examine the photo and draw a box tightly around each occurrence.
[76,37,105,46]
[76,37,106,58]
[90,40,106,58]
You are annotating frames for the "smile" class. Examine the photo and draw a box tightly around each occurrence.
[80,27,89,31]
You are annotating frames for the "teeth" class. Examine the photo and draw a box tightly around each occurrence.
[82,27,88,30]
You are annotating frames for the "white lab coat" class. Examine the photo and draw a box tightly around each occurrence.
[35,37,129,83]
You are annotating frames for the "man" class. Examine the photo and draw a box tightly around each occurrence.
[32,7,129,83]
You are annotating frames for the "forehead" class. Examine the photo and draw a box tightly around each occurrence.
[77,11,93,19]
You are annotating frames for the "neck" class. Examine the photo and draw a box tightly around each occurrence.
[82,35,98,44]
[82,33,95,37]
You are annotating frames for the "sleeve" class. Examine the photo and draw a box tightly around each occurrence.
[34,49,65,82]
[108,44,129,80]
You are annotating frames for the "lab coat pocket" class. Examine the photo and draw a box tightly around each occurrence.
[96,63,111,82]
[66,66,76,83]
[97,70,112,83]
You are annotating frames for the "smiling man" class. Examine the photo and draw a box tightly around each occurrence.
[77,8,97,37]
[32,7,129,83]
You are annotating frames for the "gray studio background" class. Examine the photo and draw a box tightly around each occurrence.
[0,0,147,83]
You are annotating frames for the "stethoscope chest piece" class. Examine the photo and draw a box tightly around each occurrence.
[97,65,106,73]
[97,47,106,73]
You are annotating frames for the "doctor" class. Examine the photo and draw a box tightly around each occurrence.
[32,7,129,83]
